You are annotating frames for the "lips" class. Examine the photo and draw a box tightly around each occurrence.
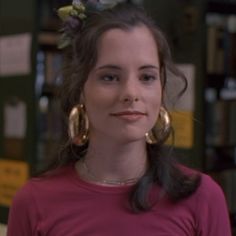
[110,111,147,121]
[111,111,147,116]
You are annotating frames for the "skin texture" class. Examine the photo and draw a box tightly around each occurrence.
[78,25,162,183]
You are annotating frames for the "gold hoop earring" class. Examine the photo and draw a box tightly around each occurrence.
[68,104,89,146]
[145,107,171,145]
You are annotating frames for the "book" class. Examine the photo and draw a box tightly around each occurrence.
[205,100,230,146]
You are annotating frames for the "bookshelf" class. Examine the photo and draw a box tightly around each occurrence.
[0,0,66,224]
[35,2,66,172]
[205,1,236,233]
[0,0,37,225]
[35,49,64,171]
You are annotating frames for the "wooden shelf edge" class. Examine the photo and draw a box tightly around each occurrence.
[38,32,59,45]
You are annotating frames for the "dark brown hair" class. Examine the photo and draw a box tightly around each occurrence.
[45,2,200,212]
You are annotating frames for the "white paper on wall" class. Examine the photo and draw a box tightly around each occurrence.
[0,33,32,76]
[4,99,27,138]
[165,64,195,111]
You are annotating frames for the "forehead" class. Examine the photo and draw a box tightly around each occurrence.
[95,25,159,66]
[98,25,157,49]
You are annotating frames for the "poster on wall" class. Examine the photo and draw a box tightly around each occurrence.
[0,33,31,76]
[0,159,29,207]
[4,99,26,139]
[165,64,195,149]
[3,98,27,159]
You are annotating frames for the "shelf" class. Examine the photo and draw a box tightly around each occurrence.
[38,32,59,45]
[221,89,236,100]
[205,145,236,172]
[206,144,236,148]
[206,74,226,89]
[38,32,60,51]
[207,1,236,14]
[40,83,60,98]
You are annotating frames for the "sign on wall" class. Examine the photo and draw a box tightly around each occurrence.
[0,159,29,207]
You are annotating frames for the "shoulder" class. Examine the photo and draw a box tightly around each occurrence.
[178,165,226,204]
[192,172,231,235]
[8,179,40,233]
[12,164,74,203]
[179,167,231,233]
[186,169,229,220]
[196,172,225,200]
[194,172,230,215]
[11,180,35,208]
[180,165,222,195]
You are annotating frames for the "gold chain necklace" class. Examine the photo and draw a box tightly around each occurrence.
[82,160,143,186]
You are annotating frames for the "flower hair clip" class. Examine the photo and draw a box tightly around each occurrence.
[57,0,143,49]
[57,0,130,23]
[57,0,86,49]
[57,1,86,22]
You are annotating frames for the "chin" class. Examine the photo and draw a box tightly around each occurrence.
[114,134,146,144]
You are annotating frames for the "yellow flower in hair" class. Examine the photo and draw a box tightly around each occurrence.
[57,0,86,22]
[57,5,74,21]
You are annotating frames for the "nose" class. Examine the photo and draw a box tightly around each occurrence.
[120,75,140,104]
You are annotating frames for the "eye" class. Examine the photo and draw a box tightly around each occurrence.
[100,74,119,83]
[140,74,158,83]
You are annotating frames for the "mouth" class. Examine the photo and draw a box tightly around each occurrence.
[110,111,147,121]
[111,111,147,116]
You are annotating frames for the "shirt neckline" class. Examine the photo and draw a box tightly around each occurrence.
[68,161,135,194]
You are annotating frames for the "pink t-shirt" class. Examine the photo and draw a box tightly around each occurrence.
[7,163,232,236]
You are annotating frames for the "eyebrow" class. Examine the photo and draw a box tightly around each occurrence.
[95,64,121,71]
[139,65,159,71]
[95,64,159,71]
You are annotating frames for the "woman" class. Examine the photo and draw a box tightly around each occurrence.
[7,1,231,235]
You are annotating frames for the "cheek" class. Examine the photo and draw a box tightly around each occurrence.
[83,89,115,123]
[148,87,162,122]
[148,81,162,103]
[150,102,161,122]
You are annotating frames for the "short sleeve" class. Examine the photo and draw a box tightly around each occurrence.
[7,182,40,236]
[195,174,232,236]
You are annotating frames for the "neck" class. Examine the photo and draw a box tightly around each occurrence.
[78,137,148,185]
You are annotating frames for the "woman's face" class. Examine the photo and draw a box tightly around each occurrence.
[82,25,162,144]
